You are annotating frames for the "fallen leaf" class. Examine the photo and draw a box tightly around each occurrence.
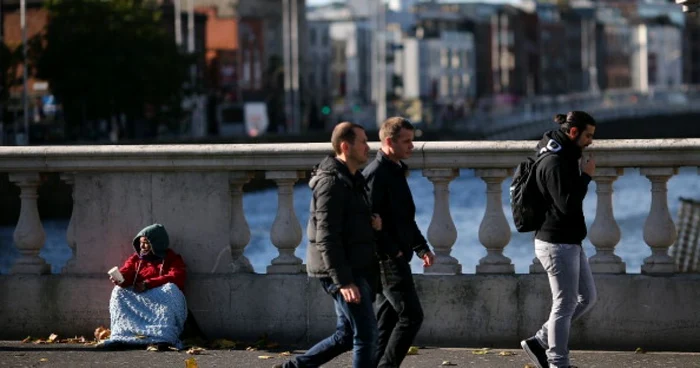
[48,334,59,343]
[280,351,292,356]
[94,326,111,340]
[498,351,516,356]
[186,347,206,355]
[441,361,457,366]
[21,336,32,344]
[39,358,48,363]
[524,364,536,368]
[246,346,257,351]
[635,347,646,354]
[258,355,274,360]
[185,357,199,368]
[146,345,160,352]
[472,348,489,355]
[406,346,419,355]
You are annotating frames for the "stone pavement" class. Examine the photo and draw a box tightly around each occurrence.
[1,341,699,368]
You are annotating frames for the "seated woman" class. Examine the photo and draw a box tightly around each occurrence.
[103,223,187,350]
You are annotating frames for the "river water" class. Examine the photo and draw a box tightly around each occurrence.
[1,168,698,274]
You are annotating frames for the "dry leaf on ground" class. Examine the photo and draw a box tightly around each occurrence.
[472,348,489,355]
[498,351,516,356]
[406,346,419,355]
[39,358,48,363]
[258,355,274,360]
[48,334,59,343]
[184,357,199,368]
[94,327,111,341]
[524,364,536,368]
[635,347,646,354]
[441,361,457,366]
[280,351,292,356]
[186,347,206,355]
[146,345,159,352]
[21,336,32,343]
[246,346,257,351]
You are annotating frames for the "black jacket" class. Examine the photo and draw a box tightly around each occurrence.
[306,155,378,287]
[363,150,430,261]
[534,130,592,245]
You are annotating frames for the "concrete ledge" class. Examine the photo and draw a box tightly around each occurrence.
[1,274,700,351]
[1,139,699,172]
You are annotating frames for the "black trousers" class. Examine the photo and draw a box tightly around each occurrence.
[374,256,424,368]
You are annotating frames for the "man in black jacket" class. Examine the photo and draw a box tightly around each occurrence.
[521,111,598,368]
[363,117,435,368]
[278,122,380,368]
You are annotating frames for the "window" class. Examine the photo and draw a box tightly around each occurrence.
[310,28,317,45]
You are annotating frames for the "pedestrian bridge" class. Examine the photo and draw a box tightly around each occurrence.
[0,140,699,351]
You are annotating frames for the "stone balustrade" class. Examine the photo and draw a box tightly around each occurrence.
[0,139,699,350]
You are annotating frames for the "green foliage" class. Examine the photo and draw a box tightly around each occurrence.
[32,0,189,128]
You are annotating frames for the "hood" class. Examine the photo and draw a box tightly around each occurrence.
[536,129,582,161]
[309,155,365,190]
[309,155,356,190]
[132,223,170,258]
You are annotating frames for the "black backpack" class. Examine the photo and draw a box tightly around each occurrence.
[510,152,553,233]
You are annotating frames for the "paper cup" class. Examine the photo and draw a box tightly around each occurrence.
[108,266,124,283]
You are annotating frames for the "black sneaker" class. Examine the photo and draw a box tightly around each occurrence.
[520,337,548,368]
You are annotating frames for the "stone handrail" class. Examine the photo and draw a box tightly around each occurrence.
[1,139,700,171]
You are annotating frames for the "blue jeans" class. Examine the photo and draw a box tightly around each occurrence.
[534,240,597,368]
[286,275,378,368]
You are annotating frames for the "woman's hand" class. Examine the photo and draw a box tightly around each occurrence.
[371,214,382,231]
[109,276,122,286]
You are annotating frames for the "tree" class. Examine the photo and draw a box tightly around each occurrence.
[31,0,190,139]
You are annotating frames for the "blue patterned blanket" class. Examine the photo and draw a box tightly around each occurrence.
[104,283,187,349]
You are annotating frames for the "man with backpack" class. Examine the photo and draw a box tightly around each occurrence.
[518,111,598,368]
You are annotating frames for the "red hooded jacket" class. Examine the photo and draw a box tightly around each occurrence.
[117,224,187,291]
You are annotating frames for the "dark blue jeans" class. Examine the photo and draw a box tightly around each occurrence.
[285,275,378,368]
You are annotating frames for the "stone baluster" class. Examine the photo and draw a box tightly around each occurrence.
[640,167,678,275]
[266,171,305,274]
[230,172,255,273]
[60,173,78,273]
[589,168,626,274]
[475,169,514,274]
[9,173,49,274]
[423,169,461,275]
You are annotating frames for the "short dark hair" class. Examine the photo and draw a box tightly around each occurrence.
[554,111,596,133]
[379,116,414,142]
[331,122,365,155]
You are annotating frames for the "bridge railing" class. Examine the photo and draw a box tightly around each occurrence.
[1,140,699,276]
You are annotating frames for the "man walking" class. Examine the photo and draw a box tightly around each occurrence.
[276,122,380,368]
[363,117,435,368]
[521,111,598,368]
